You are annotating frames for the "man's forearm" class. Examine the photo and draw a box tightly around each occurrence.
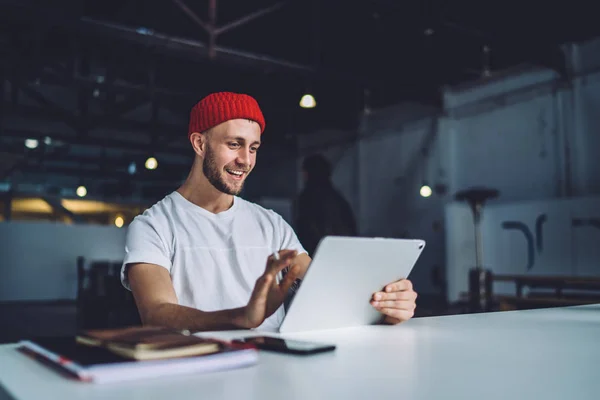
[143,303,250,332]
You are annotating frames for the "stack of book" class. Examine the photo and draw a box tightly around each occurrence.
[18,326,257,384]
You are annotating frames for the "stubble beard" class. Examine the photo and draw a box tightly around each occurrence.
[202,144,246,196]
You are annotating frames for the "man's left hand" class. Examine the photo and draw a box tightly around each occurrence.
[370,279,417,324]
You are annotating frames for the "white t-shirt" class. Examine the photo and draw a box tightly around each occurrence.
[120,191,307,332]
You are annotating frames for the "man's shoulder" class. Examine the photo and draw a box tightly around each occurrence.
[130,192,178,229]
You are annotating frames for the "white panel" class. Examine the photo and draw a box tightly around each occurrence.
[444,202,475,302]
[358,133,404,237]
[446,197,600,301]
[358,127,428,237]
[450,95,560,201]
[578,75,600,194]
[444,67,559,109]
[482,200,575,276]
[569,198,600,277]
[0,222,127,301]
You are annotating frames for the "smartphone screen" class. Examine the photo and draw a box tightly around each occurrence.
[235,336,336,355]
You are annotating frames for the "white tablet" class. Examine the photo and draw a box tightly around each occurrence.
[279,236,425,333]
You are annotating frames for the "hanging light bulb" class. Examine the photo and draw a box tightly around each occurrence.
[420,184,432,198]
[25,139,39,149]
[299,94,316,109]
[76,185,87,197]
[128,161,137,175]
[114,215,124,228]
[145,157,158,170]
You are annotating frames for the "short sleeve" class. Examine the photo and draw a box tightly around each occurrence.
[120,215,172,290]
[276,213,308,256]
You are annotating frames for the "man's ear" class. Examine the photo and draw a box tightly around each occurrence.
[189,132,206,156]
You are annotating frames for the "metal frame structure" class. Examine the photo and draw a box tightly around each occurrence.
[0,0,595,213]
[0,1,318,204]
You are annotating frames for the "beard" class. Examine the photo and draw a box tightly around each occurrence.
[202,144,246,195]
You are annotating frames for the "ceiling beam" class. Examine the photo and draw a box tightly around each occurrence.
[20,164,183,185]
[0,1,372,84]
[2,129,190,157]
[6,104,186,143]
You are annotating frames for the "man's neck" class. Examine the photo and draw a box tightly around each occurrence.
[177,162,235,214]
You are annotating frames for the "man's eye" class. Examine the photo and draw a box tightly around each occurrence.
[229,143,240,148]
[250,147,259,152]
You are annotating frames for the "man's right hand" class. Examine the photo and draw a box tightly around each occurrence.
[240,249,301,329]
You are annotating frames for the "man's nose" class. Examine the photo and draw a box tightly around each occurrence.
[236,147,251,166]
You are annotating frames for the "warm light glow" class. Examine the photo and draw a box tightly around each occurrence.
[10,198,145,219]
[61,199,129,214]
[25,139,39,149]
[11,198,53,213]
[299,94,316,108]
[420,185,432,198]
[76,186,87,197]
[145,157,158,170]
[114,216,124,228]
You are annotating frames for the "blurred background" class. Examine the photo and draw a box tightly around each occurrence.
[1,0,600,342]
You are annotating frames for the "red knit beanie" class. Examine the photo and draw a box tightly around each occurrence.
[188,92,266,138]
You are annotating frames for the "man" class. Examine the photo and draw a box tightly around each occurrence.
[295,153,358,256]
[121,92,417,332]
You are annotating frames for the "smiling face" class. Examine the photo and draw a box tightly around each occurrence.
[200,119,261,196]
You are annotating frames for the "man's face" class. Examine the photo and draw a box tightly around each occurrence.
[201,119,261,195]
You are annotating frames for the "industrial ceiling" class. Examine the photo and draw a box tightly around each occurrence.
[1,0,599,209]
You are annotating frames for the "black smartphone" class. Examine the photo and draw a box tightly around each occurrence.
[234,336,336,355]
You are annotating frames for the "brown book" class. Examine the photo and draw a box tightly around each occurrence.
[76,326,220,360]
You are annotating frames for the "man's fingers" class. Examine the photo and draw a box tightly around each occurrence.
[373,280,417,323]
[376,307,414,322]
[372,290,417,302]
[279,264,301,293]
[384,279,413,293]
[382,316,402,325]
[371,299,416,310]
[269,250,297,263]
[266,250,297,275]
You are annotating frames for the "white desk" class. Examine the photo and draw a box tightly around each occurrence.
[1,305,599,400]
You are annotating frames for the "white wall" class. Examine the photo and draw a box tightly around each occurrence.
[445,94,566,200]
[440,38,600,302]
[570,38,600,194]
[575,74,600,194]
[444,202,477,303]
[445,197,600,302]
[0,222,127,301]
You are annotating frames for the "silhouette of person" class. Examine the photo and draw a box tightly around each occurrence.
[295,154,358,256]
